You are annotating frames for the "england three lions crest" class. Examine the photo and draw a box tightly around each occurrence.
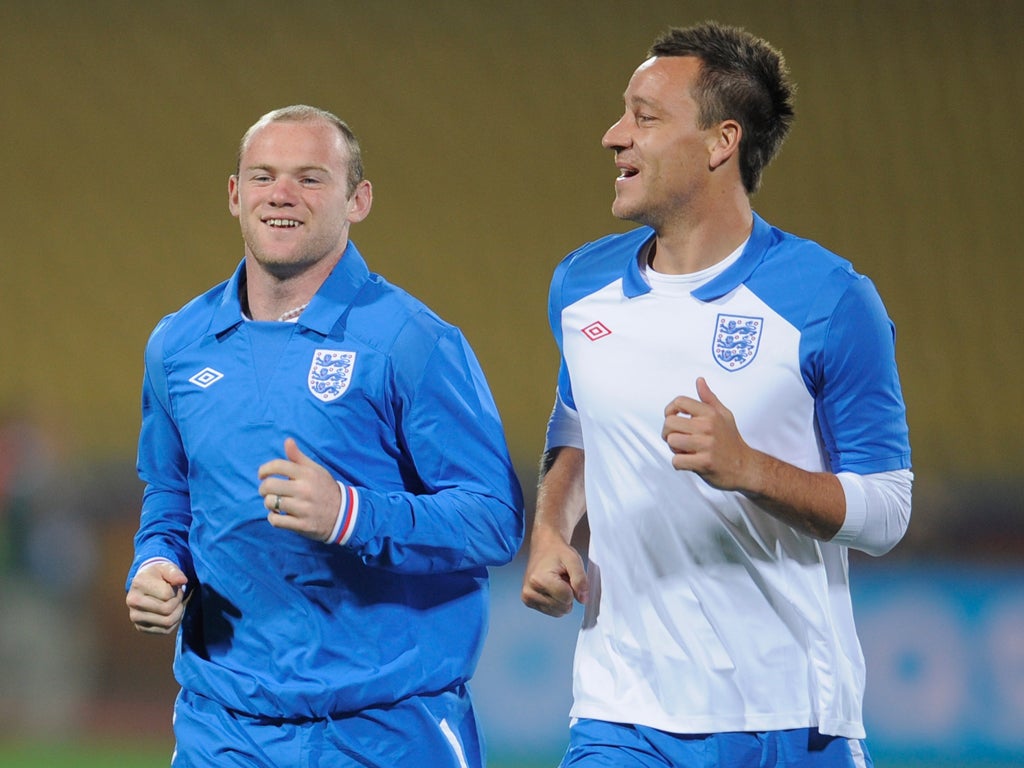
[713,314,763,371]
[308,349,357,402]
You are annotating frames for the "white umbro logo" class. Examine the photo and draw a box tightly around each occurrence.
[188,367,224,388]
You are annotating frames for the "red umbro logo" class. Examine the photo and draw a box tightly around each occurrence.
[581,321,612,341]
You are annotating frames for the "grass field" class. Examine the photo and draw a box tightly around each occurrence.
[0,743,168,768]
[0,742,553,768]
[0,749,1019,768]
[0,741,1019,768]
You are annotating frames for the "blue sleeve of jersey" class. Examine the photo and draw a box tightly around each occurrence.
[343,326,524,573]
[549,253,576,412]
[125,327,196,591]
[803,274,911,474]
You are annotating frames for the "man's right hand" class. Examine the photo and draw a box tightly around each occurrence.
[521,528,588,618]
[126,560,189,635]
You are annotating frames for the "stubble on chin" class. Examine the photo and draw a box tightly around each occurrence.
[611,199,651,228]
[610,196,633,222]
[263,260,312,281]
[248,240,345,285]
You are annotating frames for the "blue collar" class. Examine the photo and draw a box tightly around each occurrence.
[621,213,773,301]
[208,241,371,337]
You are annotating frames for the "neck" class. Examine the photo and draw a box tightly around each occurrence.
[243,253,339,321]
[649,196,752,275]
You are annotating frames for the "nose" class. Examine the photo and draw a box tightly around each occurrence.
[601,113,631,151]
[268,177,298,206]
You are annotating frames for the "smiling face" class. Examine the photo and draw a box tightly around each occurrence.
[228,118,371,280]
[601,56,720,232]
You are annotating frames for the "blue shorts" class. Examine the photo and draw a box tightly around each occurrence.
[170,685,484,767]
[559,718,874,768]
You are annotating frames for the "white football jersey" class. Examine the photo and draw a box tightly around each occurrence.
[546,214,911,738]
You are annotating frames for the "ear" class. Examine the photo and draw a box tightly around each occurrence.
[228,175,241,218]
[708,119,741,171]
[346,179,373,224]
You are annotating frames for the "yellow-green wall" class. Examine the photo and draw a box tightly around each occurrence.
[2,0,1021,481]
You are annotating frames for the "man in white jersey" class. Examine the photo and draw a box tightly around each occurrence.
[521,21,912,768]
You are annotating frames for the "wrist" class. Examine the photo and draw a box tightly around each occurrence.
[531,519,572,547]
[739,448,773,498]
[325,482,360,545]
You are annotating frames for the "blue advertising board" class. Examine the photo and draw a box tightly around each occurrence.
[474,562,1024,766]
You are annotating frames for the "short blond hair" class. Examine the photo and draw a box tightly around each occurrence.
[236,105,364,194]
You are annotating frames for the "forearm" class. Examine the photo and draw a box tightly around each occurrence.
[127,487,194,590]
[533,446,587,545]
[345,484,524,573]
[832,468,913,555]
[740,449,846,541]
[521,445,590,615]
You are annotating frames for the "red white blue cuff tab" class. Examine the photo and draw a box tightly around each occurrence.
[327,482,359,545]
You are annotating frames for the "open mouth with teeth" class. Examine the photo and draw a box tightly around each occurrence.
[264,218,302,228]
[617,167,639,180]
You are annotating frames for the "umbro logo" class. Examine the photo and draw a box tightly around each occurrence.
[188,367,224,388]
[581,321,612,341]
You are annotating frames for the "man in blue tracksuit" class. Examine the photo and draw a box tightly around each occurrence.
[125,105,524,767]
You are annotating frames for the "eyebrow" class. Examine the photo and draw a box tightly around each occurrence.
[244,163,333,176]
[626,95,663,111]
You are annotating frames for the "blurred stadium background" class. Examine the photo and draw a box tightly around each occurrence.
[1,1,1021,766]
